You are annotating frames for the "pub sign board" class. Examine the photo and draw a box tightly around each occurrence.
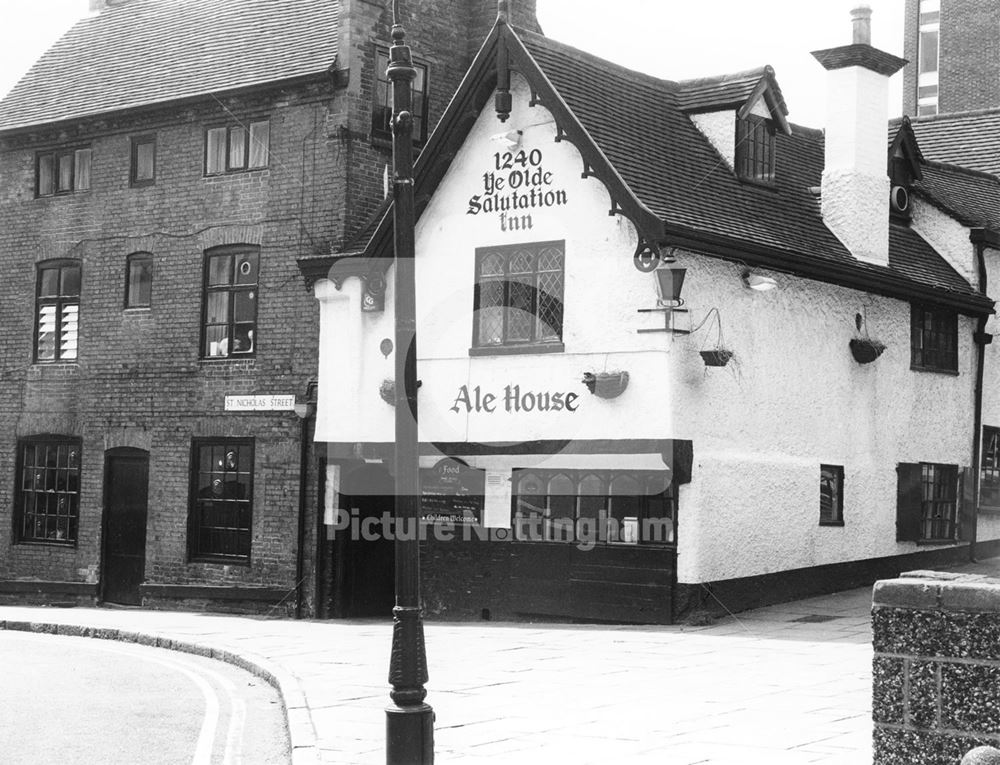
[420,458,485,524]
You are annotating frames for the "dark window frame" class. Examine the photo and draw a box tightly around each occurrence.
[981,426,1000,511]
[14,436,82,546]
[735,113,775,184]
[897,461,959,543]
[910,304,958,373]
[203,119,270,176]
[130,134,156,186]
[510,468,676,546]
[35,259,81,363]
[35,146,92,197]
[200,246,259,360]
[471,240,565,355]
[820,464,845,526]
[125,252,153,309]
[188,438,254,564]
[371,45,430,146]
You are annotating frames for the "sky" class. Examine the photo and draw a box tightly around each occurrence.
[0,1,906,129]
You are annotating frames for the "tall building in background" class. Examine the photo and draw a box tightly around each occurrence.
[903,0,1000,116]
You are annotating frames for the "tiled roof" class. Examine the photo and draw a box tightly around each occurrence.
[515,29,981,302]
[901,110,1000,177]
[0,0,339,133]
[915,161,1000,230]
[676,66,787,116]
[346,24,987,312]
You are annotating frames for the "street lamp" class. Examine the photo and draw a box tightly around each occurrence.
[385,2,434,763]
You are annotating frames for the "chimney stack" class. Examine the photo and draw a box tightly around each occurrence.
[811,7,906,267]
[852,5,872,44]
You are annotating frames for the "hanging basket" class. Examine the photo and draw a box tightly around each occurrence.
[849,338,886,364]
[700,349,733,367]
[582,371,630,399]
[379,378,395,405]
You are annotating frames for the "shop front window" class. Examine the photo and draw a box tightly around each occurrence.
[511,468,675,546]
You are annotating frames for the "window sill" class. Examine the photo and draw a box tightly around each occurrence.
[16,539,77,549]
[910,364,959,376]
[916,538,960,546]
[737,176,778,190]
[188,555,251,567]
[979,505,1000,515]
[469,342,565,357]
[819,520,845,527]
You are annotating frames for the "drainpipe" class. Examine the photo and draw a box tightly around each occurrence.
[969,229,997,563]
[294,380,318,619]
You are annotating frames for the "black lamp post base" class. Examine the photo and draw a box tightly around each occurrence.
[386,703,435,764]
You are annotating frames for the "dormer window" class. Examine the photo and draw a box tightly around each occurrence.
[678,65,790,186]
[736,114,775,184]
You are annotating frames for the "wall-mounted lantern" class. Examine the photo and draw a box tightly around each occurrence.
[656,266,687,307]
[639,265,690,335]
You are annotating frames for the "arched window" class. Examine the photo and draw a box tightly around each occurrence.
[547,473,576,542]
[609,475,642,544]
[514,471,545,541]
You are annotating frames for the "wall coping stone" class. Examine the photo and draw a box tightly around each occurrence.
[874,571,1000,612]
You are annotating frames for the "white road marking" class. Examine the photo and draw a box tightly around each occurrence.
[78,639,241,764]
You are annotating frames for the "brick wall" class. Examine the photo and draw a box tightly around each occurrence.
[0,83,335,610]
[903,0,1000,116]
[873,571,1000,763]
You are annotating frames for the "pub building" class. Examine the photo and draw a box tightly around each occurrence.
[302,10,1000,623]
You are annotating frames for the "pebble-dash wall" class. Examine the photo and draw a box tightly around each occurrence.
[873,571,1000,763]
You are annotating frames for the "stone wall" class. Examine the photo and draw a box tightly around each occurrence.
[873,571,1000,763]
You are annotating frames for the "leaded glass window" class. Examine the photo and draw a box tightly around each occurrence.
[736,114,775,183]
[473,241,565,351]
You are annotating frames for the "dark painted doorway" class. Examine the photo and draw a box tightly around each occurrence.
[333,464,396,617]
[102,449,150,606]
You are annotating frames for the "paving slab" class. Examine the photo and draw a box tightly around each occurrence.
[2,556,997,763]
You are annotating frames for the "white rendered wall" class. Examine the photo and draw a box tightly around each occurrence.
[314,73,978,584]
[910,198,978,288]
[690,111,735,171]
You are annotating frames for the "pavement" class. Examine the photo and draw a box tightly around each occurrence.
[3,556,999,765]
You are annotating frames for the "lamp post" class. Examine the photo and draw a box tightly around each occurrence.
[385,3,434,763]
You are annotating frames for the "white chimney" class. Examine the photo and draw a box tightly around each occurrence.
[811,6,906,267]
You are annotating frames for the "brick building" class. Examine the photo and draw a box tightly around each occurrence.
[902,0,1000,116]
[0,0,539,616]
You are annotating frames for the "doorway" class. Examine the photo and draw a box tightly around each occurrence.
[102,449,150,606]
[333,464,396,617]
